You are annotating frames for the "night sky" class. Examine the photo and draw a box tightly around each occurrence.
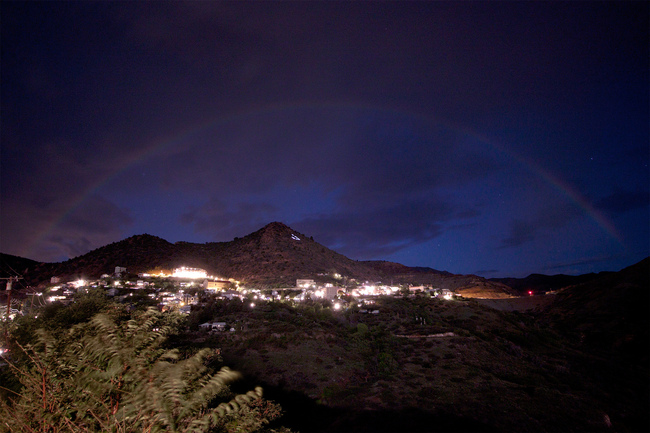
[1,1,648,278]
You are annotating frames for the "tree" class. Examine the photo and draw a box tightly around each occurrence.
[0,308,285,432]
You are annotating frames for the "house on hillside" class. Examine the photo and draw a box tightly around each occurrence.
[204,280,230,291]
[324,286,340,300]
[199,322,227,332]
[440,288,455,299]
[216,290,240,300]
[296,279,315,288]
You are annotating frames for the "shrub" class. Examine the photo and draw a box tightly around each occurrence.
[0,308,285,432]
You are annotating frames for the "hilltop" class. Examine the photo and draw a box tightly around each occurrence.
[1,222,512,297]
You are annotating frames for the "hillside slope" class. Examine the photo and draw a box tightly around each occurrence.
[0,253,40,279]
[3,222,513,297]
[540,257,650,362]
[490,272,608,295]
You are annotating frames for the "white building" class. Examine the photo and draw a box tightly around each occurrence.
[204,280,230,291]
[324,286,340,300]
[199,322,227,332]
[173,267,207,279]
[296,279,315,288]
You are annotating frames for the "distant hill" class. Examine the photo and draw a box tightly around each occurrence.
[490,272,610,295]
[364,261,517,298]
[540,257,650,362]
[0,252,40,279]
[1,222,512,296]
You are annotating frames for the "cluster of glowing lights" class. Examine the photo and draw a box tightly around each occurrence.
[297,279,315,288]
[352,285,397,296]
[141,271,169,278]
[1,311,17,320]
[172,267,207,279]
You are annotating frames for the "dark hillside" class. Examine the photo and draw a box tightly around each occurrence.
[491,272,607,295]
[0,224,382,287]
[196,222,380,286]
[541,257,650,361]
[0,253,40,278]
[3,222,514,297]
[47,234,175,281]
[362,261,516,298]
[538,257,650,431]
[187,293,647,432]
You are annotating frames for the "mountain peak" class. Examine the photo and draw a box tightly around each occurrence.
[8,222,509,296]
[260,221,293,232]
[251,222,303,242]
[124,233,169,243]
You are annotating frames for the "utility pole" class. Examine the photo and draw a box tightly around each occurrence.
[2,275,22,347]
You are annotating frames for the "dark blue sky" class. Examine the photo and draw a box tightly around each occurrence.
[1,1,648,277]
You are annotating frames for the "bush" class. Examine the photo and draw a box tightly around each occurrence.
[1,308,286,432]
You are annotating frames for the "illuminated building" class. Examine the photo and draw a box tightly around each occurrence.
[172,267,207,279]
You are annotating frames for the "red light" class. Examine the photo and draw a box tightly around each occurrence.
[528,291,533,296]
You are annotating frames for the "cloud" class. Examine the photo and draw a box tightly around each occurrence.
[147,106,500,200]
[0,128,136,261]
[499,220,536,249]
[499,203,582,249]
[294,198,478,259]
[595,189,650,213]
[542,255,620,272]
[473,269,501,277]
[179,199,278,240]
[164,106,494,259]
[7,195,133,262]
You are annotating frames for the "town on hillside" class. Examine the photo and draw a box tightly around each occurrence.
[1,265,457,323]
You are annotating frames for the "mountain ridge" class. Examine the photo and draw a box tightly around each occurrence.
[1,223,646,298]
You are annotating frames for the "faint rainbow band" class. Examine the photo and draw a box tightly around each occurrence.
[25,101,625,258]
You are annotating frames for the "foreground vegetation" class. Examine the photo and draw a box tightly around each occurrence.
[0,300,288,433]
[2,277,648,432]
